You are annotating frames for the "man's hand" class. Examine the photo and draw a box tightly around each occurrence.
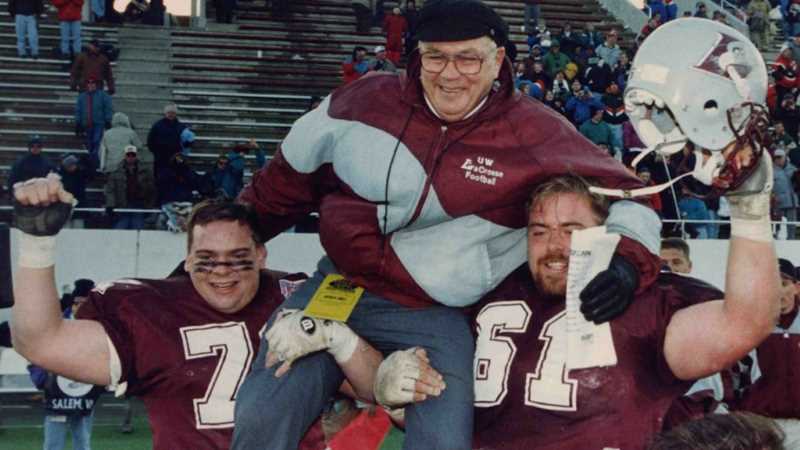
[13,174,75,237]
[374,347,445,409]
[725,150,774,242]
[265,309,359,377]
[579,254,639,324]
[13,174,75,268]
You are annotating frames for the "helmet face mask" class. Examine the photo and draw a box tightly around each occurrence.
[623,18,770,197]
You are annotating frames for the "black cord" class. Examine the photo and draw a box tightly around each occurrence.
[382,110,414,236]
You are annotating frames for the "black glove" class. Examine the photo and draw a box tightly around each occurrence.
[12,200,74,237]
[579,254,639,324]
[74,124,83,137]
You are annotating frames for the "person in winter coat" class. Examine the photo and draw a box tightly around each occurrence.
[774,44,800,103]
[565,86,604,125]
[342,46,369,84]
[205,140,267,199]
[7,135,54,196]
[9,0,42,58]
[70,38,115,94]
[27,279,103,450]
[542,40,571,79]
[156,152,202,206]
[147,103,186,177]
[99,112,142,173]
[105,146,156,229]
[74,77,113,168]
[57,154,92,207]
[773,148,799,239]
[382,7,407,64]
[52,0,83,59]
[595,29,621,69]
[747,0,772,51]
[602,81,628,156]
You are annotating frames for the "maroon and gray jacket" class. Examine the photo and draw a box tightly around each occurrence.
[240,55,659,309]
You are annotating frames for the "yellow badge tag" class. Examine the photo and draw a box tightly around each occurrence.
[303,274,364,322]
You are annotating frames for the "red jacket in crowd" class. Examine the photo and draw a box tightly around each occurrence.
[773,53,800,91]
[52,0,83,21]
[383,13,407,63]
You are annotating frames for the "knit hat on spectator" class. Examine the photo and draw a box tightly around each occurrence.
[62,154,79,167]
[164,103,178,114]
[775,148,787,158]
[73,279,95,297]
[374,45,386,54]
[89,38,100,48]
[779,258,796,280]
[28,135,42,148]
[125,145,137,155]
[415,0,508,47]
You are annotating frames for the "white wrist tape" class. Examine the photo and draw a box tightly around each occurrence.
[374,348,422,408]
[731,216,773,243]
[17,232,56,268]
[327,324,359,364]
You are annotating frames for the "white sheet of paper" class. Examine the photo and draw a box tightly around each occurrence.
[565,226,620,370]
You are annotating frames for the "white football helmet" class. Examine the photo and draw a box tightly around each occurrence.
[625,18,768,154]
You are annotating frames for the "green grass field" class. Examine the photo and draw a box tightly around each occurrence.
[0,395,153,450]
[0,395,406,450]
[0,415,153,450]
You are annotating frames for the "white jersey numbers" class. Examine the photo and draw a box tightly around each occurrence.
[180,322,254,429]
[524,311,577,411]
[474,301,532,407]
[474,302,577,411]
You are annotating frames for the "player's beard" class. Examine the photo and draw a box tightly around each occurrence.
[532,253,569,301]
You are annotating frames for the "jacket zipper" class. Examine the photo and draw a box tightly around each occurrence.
[407,125,448,225]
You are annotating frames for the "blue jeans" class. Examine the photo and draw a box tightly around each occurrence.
[232,257,475,450]
[524,4,540,30]
[14,14,38,57]
[608,123,623,156]
[85,126,104,168]
[114,212,145,230]
[43,413,94,450]
[59,21,81,56]
[91,0,105,19]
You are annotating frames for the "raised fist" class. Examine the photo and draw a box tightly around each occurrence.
[13,173,76,236]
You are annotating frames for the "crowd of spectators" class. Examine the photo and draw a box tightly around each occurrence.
[8,0,800,240]
[501,0,800,240]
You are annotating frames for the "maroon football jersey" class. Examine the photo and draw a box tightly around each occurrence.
[472,266,722,450]
[77,272,311,450]
[735,305,800,418]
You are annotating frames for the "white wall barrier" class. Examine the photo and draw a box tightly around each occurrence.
[3,231,800,384]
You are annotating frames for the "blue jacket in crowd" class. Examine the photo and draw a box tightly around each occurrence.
[565,93,604,126]
[75,89,113,129]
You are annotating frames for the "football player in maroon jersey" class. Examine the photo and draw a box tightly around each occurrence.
[9,176,382,450]
[734,258,800,446]
[373,173,780,449]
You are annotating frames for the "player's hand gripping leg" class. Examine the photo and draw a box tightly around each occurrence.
[374,347,445,409]
[265,309,359,376]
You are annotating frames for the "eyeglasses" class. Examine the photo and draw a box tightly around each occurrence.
[420,50,495,75]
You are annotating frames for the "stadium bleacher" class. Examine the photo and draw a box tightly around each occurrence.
[0,0,635,218]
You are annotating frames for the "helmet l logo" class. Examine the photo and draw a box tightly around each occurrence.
[695,33,753,81]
